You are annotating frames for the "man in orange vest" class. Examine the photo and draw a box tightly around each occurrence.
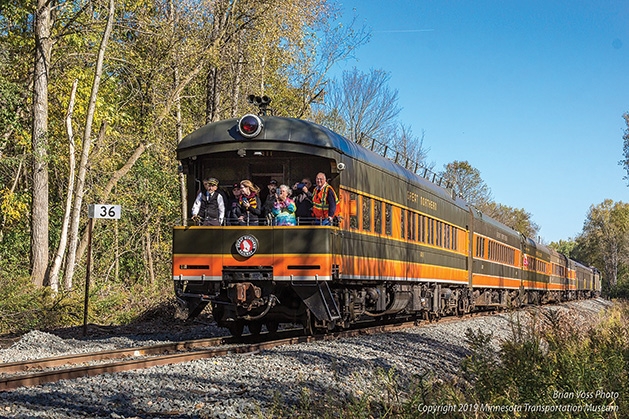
[312,172,338,225]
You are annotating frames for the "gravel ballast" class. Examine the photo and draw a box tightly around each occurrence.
[0,298,612,418]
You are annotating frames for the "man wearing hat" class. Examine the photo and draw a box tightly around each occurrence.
[191,177,225,226]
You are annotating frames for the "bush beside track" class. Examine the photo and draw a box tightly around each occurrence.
[0,298,623,418]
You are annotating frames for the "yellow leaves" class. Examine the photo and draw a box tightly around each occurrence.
[594,303,629,345]
[11,127,30,150]
[0,188,28,225]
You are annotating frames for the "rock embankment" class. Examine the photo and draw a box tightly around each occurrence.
[0,298,612,418]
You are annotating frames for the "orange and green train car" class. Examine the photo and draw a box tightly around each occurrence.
[173,112,600,336]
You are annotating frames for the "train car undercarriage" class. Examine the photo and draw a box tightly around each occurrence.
[175,278,593,337]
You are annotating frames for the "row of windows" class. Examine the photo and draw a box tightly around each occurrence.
[475,237,516,265]
[344,192,567,273]
[348,193,394,235]
[476,237,568,273]
[346,191,557,272]
[553,263,566,277]
[347,192,461,252]
[526,257,548,274]
[401,211,460,251]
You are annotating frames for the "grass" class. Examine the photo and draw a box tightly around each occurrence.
[259,301,627,418]
[0,275,172,336]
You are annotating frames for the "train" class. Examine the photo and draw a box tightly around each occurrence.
[173,108,601,337]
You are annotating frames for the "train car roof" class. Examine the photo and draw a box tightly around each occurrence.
[178,115,467,207]
[547,246,569,262]
[178,115,346,155]
[471,207,523,241]
[526,236,549,250]
[572,259,594,270]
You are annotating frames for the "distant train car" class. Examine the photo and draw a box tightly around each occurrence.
[574,260,600,299]
[521,238,553,304]
[468,209,523,308]
[548,248,572,302]
[173,111,600,336]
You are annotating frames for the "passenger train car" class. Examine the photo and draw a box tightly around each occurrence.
[173,110,601,336]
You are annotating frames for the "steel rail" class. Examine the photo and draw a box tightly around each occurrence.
[0,307,508,392]
[0,336,231,375]
[0,321,419,391]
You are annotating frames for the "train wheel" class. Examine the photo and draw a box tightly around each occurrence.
[303,310,315,336]
[248,321,262,336]
[227,321,244,338]
[211,304,225,323]
[266,321,279,335]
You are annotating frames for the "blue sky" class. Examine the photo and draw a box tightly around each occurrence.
[331,0,629,244]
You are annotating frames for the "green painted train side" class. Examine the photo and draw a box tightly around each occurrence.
[173,114,600,332]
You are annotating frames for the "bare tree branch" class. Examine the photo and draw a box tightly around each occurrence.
[64,0,115,290]
[49,78,78,292]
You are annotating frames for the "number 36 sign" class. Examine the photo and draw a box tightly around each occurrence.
[88,204,121,219]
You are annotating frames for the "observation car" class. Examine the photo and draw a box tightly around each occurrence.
[173,110,600,336]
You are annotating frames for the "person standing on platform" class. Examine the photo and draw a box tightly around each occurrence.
[312,172,338,226]
[237,179,262,226]
[191,177,225,226]
[271,184,297,226]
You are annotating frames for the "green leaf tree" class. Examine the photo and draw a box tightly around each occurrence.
[441,160,492,209]
[548,238,577,257]
[574,199,629,293]
[483,202,540,239]
[1,0,380,294]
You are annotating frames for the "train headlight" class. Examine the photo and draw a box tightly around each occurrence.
[238,114,263,138]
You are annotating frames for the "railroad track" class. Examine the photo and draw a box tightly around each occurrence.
[0,307,506,392]
[0,321,422,391]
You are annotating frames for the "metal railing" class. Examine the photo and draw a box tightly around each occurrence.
[191,216,339,227]
[357,133,453,190]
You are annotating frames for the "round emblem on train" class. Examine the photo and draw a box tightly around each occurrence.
[235,234,259,257]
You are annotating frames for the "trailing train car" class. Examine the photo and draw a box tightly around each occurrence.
[468,209,523,308]
[173,111,600,336]
[521,238,552,304]
[548,248,572,302]
[574,260,601,299]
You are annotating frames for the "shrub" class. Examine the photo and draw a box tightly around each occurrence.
[0,276,172,335]
[459,304,628,418]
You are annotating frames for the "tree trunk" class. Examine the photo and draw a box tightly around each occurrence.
[49,79,79,293]
[206,67,220,123]
[31,0,53,287]
[230,47,243,118]
[175,66,188,226]
[168,0,187,226]
[64,0,115,290]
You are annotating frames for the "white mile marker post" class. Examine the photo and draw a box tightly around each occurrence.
[84,204,121,336]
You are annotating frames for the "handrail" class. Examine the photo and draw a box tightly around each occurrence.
[357,132,453,190]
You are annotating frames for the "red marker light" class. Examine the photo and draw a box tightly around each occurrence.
[238,114,263,138]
